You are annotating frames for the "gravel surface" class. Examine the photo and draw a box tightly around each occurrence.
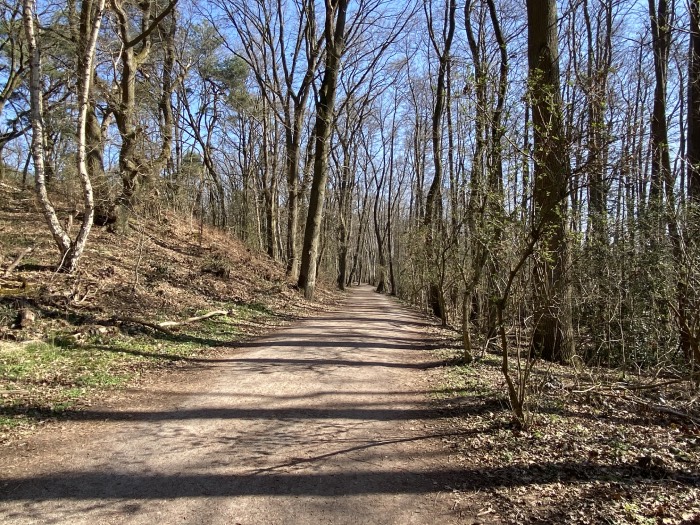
[0,286,474,524]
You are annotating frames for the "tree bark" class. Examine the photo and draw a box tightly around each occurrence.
[527,0,575,364]
[23,0,104,273]
[297,0,348,299]
[110,0,178,230]
[689,0,700,201]
[423,0,456,323]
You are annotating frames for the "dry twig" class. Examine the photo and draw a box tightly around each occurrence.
[3,246,35,277]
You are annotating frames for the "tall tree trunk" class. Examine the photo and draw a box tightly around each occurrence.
[298,0,348,299]
[347,181,370,287]
[683,0,700,364]
[23,0,104,273]
[527,0,575,364]
[69,1,108,219]
[647,0,672,208]
[336,141,354,290]
[584,0,613,247]
[373,186,387,294]
[110,0,177,230]
[285,128,302,277]
[261,99,278,259]
[423,0,456,323]
[689,0,700,202]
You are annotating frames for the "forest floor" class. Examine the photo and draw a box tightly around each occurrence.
[432,345,700,524]
[1,182,699,524]
[0,180,338,442]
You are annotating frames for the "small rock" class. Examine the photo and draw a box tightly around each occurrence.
[17,308,36,329]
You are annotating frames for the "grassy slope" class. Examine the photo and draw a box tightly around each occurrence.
[0,182,337,441]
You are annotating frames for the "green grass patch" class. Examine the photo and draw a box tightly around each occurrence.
[0,415,22,429]
[0,303,277,438]
[1,340,140,386]
[238,302,273,315]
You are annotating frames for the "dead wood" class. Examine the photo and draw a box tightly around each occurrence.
[3,246,34,277]
[157,310,230,328]
[115,317,174,335]
[646,403,700,425]
[108,310,229,334]
[570,383,700,425]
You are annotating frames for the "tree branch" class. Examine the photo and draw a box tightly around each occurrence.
[125,0,177,50]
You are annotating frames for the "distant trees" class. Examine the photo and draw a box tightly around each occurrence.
[220,0,323,276]
[297,0,411,299]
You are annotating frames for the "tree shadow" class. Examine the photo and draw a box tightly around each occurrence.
[15,263,55,273]
[0,401,482,424]
[1,460,696,503]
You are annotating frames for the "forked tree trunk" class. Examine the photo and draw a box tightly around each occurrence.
[110,0,177,230]
[298,0,348,300]
[23,0,104,273]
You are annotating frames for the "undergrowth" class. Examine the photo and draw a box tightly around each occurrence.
[431,333,700,525]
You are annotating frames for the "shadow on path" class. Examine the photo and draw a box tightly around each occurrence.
[2,462,697,502]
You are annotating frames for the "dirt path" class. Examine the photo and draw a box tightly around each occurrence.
[0,286,474,524]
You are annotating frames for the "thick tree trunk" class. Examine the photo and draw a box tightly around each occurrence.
[527,0,575,364]
[648,0,672,207]
[688,0,700,201]
[111,0,177,230]
[675,0,700,364]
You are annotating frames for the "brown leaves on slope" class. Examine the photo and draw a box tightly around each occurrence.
[429,338,700,525]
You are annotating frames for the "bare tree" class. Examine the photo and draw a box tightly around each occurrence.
[108,0,178,229]
[23,0,105,272]
[422,0,456,323]
[688,0,700,202]
[297,0,349,299]
[219,0,323,277]
[0,0,27,176]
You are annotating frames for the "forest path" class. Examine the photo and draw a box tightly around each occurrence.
[0,285,474,524]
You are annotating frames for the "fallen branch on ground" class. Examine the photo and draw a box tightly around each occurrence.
[157,310,230,328]
[3,246,35,277]
[104,310,229,335]
[570,384,700,425]
[115,317,174,335]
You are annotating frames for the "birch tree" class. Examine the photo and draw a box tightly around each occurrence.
[23,0,105,272]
